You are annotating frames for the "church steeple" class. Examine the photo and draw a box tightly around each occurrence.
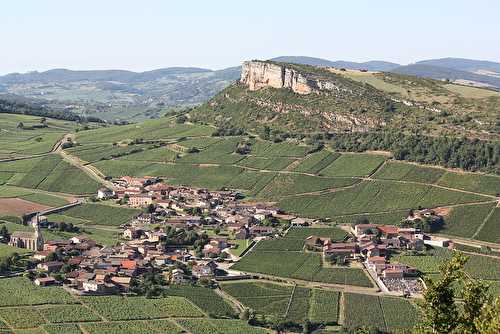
[34,214,44,251]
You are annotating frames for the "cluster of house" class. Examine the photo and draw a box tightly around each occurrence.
[105,176,305,241]
[304,221,452,294]
[31,233,222,293]
[26,176,315,293]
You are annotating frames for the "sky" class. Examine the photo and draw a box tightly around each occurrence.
[1,0,500,74]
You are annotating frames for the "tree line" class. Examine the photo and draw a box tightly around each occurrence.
[0,97,104,123]
[325,131,499,174]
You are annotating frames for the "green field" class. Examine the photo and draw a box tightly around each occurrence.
[440,202,497,238]
[343,293,419,332]
[4,154,100,195]
[80,295,204,320]
[237,156,295,171]
[0,243,30,260]
[285,227,347,241]
[474,207,500,243]
[309,289,340,324]
[75,118,213,144]
[292,150,341,174]
[66,143,154,163]
[0,278,76,307]
[256,174,358,198]
[333,210,408,226]
[221,281,293,319]
[0,114,77,158]
[437,172,500,196]
[18,193,70,207]
[374,161,445,184]
[279,180,488,218]
[58,203,140,227]
[176,318,269,334]
[166,285,237,318]
[394,247,500,281]
[232,251,372,287]
[319,153,386,177]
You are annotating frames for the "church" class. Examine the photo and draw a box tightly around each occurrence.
[9,218,44,251]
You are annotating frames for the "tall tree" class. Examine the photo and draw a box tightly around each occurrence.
[414,251,498,333]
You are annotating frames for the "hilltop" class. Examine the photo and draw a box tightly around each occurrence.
[191,60,500,140]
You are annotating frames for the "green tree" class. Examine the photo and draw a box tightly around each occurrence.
[414,251,496,334]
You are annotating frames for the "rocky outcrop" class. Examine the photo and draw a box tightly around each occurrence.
[240,60,341,95]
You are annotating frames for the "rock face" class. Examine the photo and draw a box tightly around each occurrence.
[241,61,335,95]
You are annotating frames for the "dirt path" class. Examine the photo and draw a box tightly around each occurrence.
[471,204,497,239]
[58,145,113,189]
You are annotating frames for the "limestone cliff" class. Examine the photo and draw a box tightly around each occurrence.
[193,60,393,133]
[240,60,340,95]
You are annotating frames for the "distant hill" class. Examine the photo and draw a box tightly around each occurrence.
[272,56,500,89]
[391,64,500,89]
[416,57,500,74]
[0,67,241,122]
[271,56,400,71]
[0,67,213,84]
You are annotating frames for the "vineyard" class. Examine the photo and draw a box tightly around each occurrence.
[440,202,496,238]
[59,203,141,227]
[373,161,445,184]
[343,293,419,332]
[166,285,237,318]
[79,295,204,320]
[319,153,386,177]
[231,251,372,287]
[6,154,100,195]
[436,171,500,197]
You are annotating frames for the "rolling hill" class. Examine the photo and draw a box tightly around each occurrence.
[0,67,241,122]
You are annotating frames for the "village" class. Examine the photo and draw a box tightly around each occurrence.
[5,175,454,297]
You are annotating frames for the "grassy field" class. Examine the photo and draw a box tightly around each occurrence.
[285,227,348,241]
[221,281,293,319]
[3,154,100,195]
[79,295,204,320]
[474,207,500,243]
[66,143,154,163]
[166,285,237,318]
[374,161,445,184]
[292,150,341,174]
[58,203,140,227]
[232,251,372,287]
[18,193,70,207]
[319,153,386,177]
[394,247,500,281]
[75,118,213,144]
[237,156,295,171]
[439,202,497,238]
[0,243,31,259]
[333,210,408,225]
[436,172,500,196]
[279,180,488,218]
[343,293,419,332]
[176,318,269,334]
[309,289,340,324]
[0,277,76,307]
[0,114,77,158]
[256,174,359,198]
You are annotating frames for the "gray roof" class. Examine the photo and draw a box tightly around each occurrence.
[11,231,36,239]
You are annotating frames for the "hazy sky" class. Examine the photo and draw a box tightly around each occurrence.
[2,0,499,74]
